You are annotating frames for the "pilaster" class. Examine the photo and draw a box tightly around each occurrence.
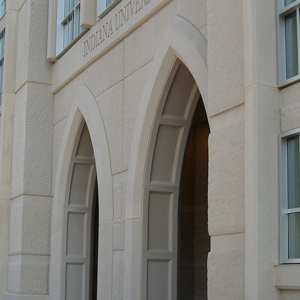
[6,0,53,299]
[243,0,281,299]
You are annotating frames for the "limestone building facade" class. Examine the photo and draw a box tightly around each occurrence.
[0,0,298,299]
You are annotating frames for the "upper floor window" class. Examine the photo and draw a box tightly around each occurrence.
[278,0,300,86]
[62,0,82,48]
[55,0,121,56]
[0,0,6,19]
[281,128,300,263]
[56,0,84,55]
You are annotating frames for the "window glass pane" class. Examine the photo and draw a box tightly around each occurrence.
[64,0,76,17]
[0,0,5,19]
[287,135,300,208]
[285,11,299,79]
[74,6,80,37]
[289,213,300,258]
[0,32,4,58]
[64,0,69,16]
[68,16,74,42]
[61,0,82,50]
[285,0,296,6]
[63,14,74,48]
[106,0,115,7]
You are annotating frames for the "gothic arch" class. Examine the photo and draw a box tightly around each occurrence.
[50,85,113,300]
[124,15,209,299]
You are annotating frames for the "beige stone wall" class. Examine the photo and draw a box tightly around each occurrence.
[2,0,293,299]
[281,291,300,300]
[281,83,300,133]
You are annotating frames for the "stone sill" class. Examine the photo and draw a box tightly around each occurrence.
[275,264,300,290]
[3,294,49,300]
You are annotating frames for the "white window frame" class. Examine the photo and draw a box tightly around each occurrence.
[97,0,121,18]
[280,127,300,264]
[56,0,86,56]
[0,30,5,106]
[0,0,6,20]
[278,0,300,87]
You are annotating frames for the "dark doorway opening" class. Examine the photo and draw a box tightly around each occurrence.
[178,100,210,300]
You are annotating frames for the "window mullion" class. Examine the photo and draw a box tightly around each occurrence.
[64,0,69,18]
[297,133,300,208]
[280,0,300,15]
[73,8,77,39]
[61,7,75,25]
[297,8,300,76]
[287,207,300,214]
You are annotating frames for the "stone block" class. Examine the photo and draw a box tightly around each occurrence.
[0,197,10,298]
[98,223,113,299]
[83,43,123,98]
[113,223,121,251]
[208,121,245,235]
[52,119,66,194]
[113,173,123,223]
[281,100,300,132]
[27,0,52,84]
[9,199,23,255]
[177,0,206,31]
[11,83,53,198]
[15,0,29,91]
[281,291,300,300]
[18,0,26,9]
[8,260,48,295]
[7,0,20,10]
[123,219,142,298]
[9,196,51,255]
[24,83,53,196]
[243,0,277,88]
[96,81,123,174]
[15,0,51,90]
[211,232,244,252]
[208,249,245,300]
[53,74,84,125]
[200,25,207,40]
[120,221,125,250]
[11,85,26,198]
[280,82,300,106]
[112,250,124,300]
[275,265,300,290]
[4,294,49,300]
[122,171,127,222]
[123,63,149,170]
[7,263,20,294]
[124,1,176,77]
[207,0,244,116]
[113,221,125,251]
[1,94,15,199]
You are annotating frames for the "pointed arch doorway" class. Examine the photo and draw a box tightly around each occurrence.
[142,60,210,299]
[50,85,113,300]
[62,121,98,300]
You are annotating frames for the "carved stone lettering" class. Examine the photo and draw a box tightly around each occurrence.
[83,0,152,57]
